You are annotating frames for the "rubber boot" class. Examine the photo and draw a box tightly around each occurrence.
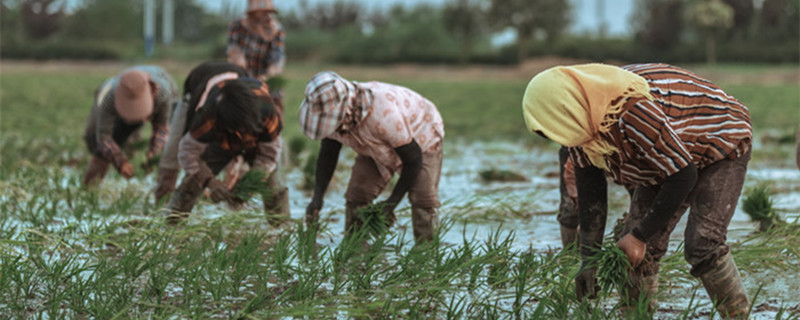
[620,273,659,314]
[560,225,578,250]
[165,173,206,224]
[699,253,750,319]
[264,186,290,227]
[411,207,438,243]
[83,156,110,186]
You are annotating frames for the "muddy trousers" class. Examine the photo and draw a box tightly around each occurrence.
[617,151,751,316]
[167,143,290,224]
[557,147,580,248]
[344,150,443,243]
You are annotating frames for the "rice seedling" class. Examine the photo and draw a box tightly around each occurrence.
[479,168,528,182]
[742,183,783,232]
[586,240,632,296]
[230,169,272,202]
[356,202,392,239]
[265,75,288,90]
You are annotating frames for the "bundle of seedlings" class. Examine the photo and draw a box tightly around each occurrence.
[585,240,632,296]
[356,203,391,239]
[743,184,782,232]
[231,170,272,202]
[479,168,527,182]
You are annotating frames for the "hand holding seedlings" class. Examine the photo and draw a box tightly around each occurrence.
[617,233,646,267]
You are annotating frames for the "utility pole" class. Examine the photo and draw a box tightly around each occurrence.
[144,0,156,57]
[163,0,174,45]
[597,0,608,39]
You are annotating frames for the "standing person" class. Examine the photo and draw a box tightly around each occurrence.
[300,71,445,243]
[155,62,288,224]
[83,65,178,186]
[226,0,287,188]
[522,63,752,318]
[226,0,285,107]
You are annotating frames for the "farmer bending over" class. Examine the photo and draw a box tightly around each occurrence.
[83,66,178,186]
[157,64,285,224]
[523,63,752,318]
[300,71,445,243]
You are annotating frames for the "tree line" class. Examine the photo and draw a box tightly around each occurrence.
[1,0,797,64]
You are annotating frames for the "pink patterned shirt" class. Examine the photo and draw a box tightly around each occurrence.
[329,81,444,180]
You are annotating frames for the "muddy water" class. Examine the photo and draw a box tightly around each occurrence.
[10,141,797,318]
[280,141,800,319]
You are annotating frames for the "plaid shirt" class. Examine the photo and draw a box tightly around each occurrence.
[227,19,286,79]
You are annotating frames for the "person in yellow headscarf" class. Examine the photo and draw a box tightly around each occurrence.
[523,63,752,318]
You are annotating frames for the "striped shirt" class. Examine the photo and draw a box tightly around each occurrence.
[569,63,752,186]
[94,65,178,169]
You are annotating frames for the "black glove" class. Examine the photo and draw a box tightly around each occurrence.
[208,179,232,203]
[305,198,323,226]
[377,200,398,227]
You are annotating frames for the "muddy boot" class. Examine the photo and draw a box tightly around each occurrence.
[345,202,367,236]
[699,253,750,319]
[619,272,659,316]
[165,174,206,225]
[411,207,439,243]
[560,225,579,250]
[83,156,110,187]
[264,186,290,227]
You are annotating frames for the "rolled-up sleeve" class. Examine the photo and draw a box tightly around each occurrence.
[178,133,208,175]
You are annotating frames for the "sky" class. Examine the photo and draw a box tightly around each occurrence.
[206,0,636,36]
[56,0,636,36]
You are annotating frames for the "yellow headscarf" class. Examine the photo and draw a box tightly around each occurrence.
[522,63,653,170]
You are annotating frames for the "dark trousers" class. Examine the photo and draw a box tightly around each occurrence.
[618,150,751,278]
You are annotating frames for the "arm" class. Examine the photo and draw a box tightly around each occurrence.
[265,27,286,78]
[147,95,170,157]
[306,138,342,224]
[226,21,247,69]
[383,139,423,207]
[95,99,131,176]
[618,163,697,266]
[574,164,607,301]
[252,139,280,174]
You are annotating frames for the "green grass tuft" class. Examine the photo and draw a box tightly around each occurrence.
[479,168,528,182]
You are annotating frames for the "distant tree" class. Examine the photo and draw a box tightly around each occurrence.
[21,0,65,39]
[631,0,685,51]
[760,0,800,41]
[488,0,571,63]
[442,0,486,64]
[288,0,363,31]
[685,0,734,64]
[721,0,754,40]
[65,0,140,40]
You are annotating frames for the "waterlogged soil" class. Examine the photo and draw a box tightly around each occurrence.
[5,141,799,319]
[286,141,800,319]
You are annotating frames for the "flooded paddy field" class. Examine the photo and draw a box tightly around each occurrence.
[2,139,798,319]
[1,60,798,318]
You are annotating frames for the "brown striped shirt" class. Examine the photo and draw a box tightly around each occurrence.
[569,63,752,186]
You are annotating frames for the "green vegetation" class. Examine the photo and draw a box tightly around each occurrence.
[743,184,783,232]
[1,63,799,318]
[231,170,272,202]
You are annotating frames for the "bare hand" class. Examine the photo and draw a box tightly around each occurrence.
[120,162,135,179]
[617,233,646,267]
